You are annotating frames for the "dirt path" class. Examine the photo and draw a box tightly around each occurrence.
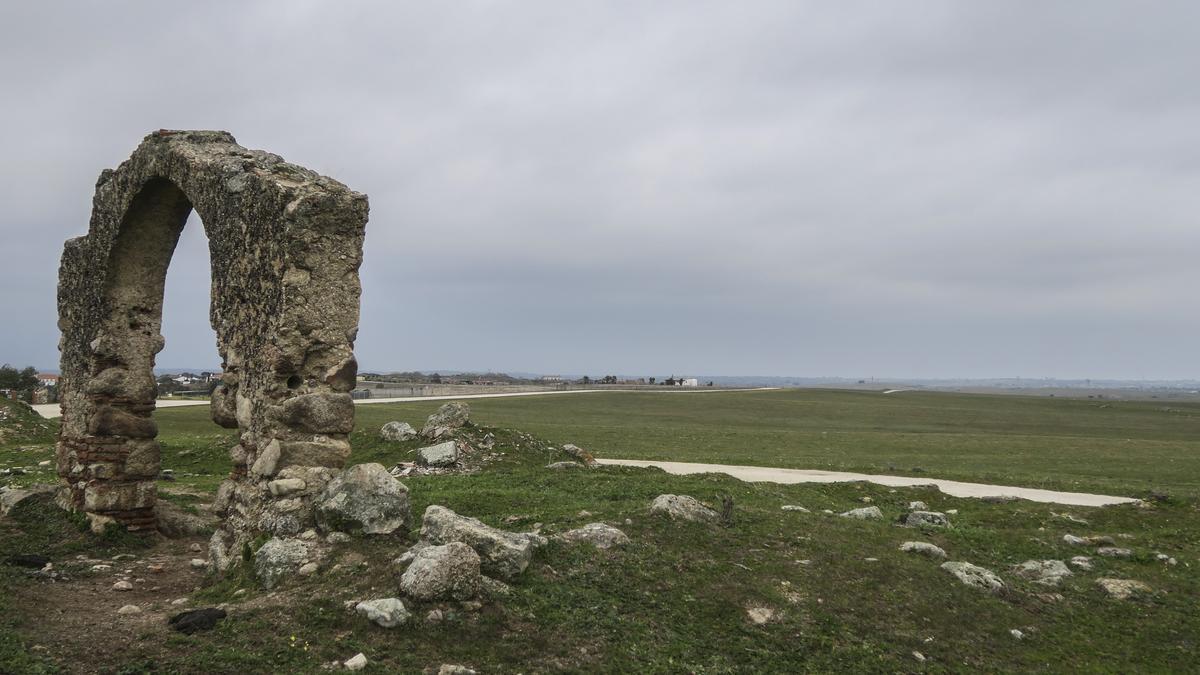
[595,459,1139,507]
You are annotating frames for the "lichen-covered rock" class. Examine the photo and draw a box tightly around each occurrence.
[839,506,884,520]
[903,511,951,528]
[420,402,471,440]
[416,441,459,468]
[315,463,410,535]
[649,494,719,523]
[355,598,411,628]
[254,537,314,589]
[54,130,368,536]
[908,501,928,511]
[941,561,1005,594]
[380,421,418,442]
[1097,546,1133,558]
[1012,560,1072,586]
[555,523,630,549]
[899,541,947,559]
[399,542,482,601]
[562,443,599,466]
[420,505,534,579]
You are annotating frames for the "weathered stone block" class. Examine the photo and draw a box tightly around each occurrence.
[275,392,355,434]
[88,407,157,438]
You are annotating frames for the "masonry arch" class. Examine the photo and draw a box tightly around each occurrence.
[56,131,368,545]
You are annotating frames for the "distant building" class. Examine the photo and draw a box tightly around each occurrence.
[540,375,564,383]
[38,373,60,387]
[681,378,699,387]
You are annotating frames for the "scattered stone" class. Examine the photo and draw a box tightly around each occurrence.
[860,496,873,503]
[421,402,471,439]
[908,501,928,511]
[1096,578,1151,600]
[326,532,351,544]
[117,604,141,615]
[426,609,444,623]
[190,558,207,570]
[649,494,719,523]
[298,562,319,576]
[1097,547,1133,559]
[900,541,947,559]
[1155,553,1178,566]
[746,606,775,625]
[315,462,411,535]
[1063,534,1089,546]
[112,580,133,591]
[416,441,460,468]
[546,461,583,470]
[169,608,227,634]
[170,598,188,606]
[576,510,594,518]
[945,509,958,515]
[941,561,1005,594]
[91,564,112,572]
[421,505,536,579]
[438,665,478,675]
[355,598,411,628]
[981,495,1018,504]
[479,576,512,599]
[253,537,312,590]
[912,651,926,663]
[5,553,50,569]
[400,542,482,601]
[189,543,203,553]
[380,421,418,442]
[840,506,883,520]
[148,564,164,573]
[562,443,599,466]
[1051,512,1089,525]
[1010,629,1025,640]
[903,511,951,528]
[1069,556,1093,570]
[781,505,810,512]
[344,653,368,671]
[1012,560,1072,586]
[555,523,630,550]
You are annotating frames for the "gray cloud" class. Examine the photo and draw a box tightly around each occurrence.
[2,1,1197,379]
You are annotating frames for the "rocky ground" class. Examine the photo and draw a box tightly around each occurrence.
[2,401,1198,673]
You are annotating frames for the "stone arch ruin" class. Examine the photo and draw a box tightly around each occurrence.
[55,130,368,564]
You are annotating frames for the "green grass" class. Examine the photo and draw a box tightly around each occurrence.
[3,389,1200,672]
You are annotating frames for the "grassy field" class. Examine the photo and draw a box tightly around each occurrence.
[1,390,1198,673]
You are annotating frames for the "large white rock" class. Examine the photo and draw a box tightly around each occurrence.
[315,463,410,535]
[380,421,418,442]
[355,598,411,628]
[399,542,482,601]
[420,505,535,579]
[421,402,471,439]
[649,494,719,523]
[899,541,947,559]
[941,561,1005,594]
[1096,577,1151,600]
[254,537,313,589]
[839,506,884,520]
[417,441,459,467]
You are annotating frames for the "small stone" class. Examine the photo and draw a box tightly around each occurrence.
[268,478,306,496]
[380,421,418,442]
[546,461,583,470]
[860,496,873,503]
[399,542,483,601]
[746,606,775,625]
[1010,629,1024,640]
[899,541,947,559]
[117,604,141,615]
[112,580,133,591]
[1097,547,1132,559]
[190,559,207,570]
[355,598,411,628]
[170,598,187,606]
[555,523,630,550]
[912,651,926,662]
[90,564,112,572]
[344,653,368,671]
[148,564,164,573]
[1096,578,1151,600]
[1069,556,1093,570]
[839,506,883,520]
[945,509,958,515]
[438,666,478,675]
[781,505,810,512]
[908,501,928,511]
[903,511,951,528]
[327,532,351,544]
[1012,560,1072,586]
[426,609,444,623]
[417,441,460,467]
[188,543,203,553]
[298,562,319,576]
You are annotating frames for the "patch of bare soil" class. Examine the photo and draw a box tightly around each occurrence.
[14,535,211,674]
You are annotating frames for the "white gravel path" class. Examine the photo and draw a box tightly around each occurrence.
[595,458,1138,507]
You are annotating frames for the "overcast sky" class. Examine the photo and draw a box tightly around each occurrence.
[2,2,1198,380]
